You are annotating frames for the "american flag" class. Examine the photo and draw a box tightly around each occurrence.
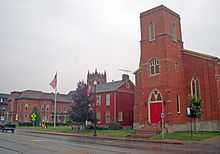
[50,72,57,90]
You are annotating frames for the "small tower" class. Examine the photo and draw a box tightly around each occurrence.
[87,69,107,86]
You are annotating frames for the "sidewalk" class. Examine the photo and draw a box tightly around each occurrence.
[23,129,184,145]
[201,136,220,145]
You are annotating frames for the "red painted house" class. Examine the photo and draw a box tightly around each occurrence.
[134,5,220,131]
[91,74,135,128]
[8,90,72,124]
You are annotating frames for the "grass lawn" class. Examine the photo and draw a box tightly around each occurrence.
[151,131,220,141]
[18,126,135,138]
[79,129,135,138]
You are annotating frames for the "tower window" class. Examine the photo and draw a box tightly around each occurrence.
[171,22,177,41]
[149,58,160,76]
[148,22,155,41]
[191,78,200,98]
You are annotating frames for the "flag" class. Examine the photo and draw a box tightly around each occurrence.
[86,85,92,96]
[50,73,57,89]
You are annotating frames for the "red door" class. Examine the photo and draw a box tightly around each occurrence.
[150,102,162,124]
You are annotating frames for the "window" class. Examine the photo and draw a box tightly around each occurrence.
[149,58,160,76]
[24,104,28,111]
[96,95,101,106]
[105,111,111,123]
[46,105,49,111]
[41,105,44,111]
[171,22,177,41]
[106,94,110,106]
[149,90,162,102]
[96,112,101,121]
[0,98,3,103]
[191,78,200,98]
[176,95,181,113]
[44,115,49,122]
[118,112,123,122]
[148,22,155,41]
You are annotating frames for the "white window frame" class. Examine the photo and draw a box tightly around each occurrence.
[24,104,28,111]
[118,112,123,122]
[106,94,110,106]
[191,78,200,98]
[149,58,160,76]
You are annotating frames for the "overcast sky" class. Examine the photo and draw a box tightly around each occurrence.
[0,0,219,94]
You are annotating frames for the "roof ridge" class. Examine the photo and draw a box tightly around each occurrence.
[183,49,220,61]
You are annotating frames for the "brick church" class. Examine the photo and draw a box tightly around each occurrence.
[134,5,220,131]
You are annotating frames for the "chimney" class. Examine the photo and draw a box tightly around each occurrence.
[122,74,129,81]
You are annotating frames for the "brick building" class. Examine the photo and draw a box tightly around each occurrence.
[8,90,72,124]
[134,5,220,131]
[0,93,9,121]
[87,71,135,128]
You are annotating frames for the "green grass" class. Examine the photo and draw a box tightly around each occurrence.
[79,129,135,138]
[151,131,220,141]
[18,126,135,138]
[35,126,73,133]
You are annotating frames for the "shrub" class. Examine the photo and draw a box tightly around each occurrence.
[18,122,33,126]
[108,121,121,130]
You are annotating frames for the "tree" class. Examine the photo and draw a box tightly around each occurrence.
[31,107,41,126]
[188,96,202,132]
[69,81,93,128]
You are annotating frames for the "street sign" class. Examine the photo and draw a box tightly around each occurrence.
[161,112,165,118]
[31,113,37,122]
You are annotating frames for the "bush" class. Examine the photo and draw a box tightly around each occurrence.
[108,121,121,130]
[18,122,33,126]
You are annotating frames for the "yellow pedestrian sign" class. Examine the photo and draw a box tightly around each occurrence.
[31,113,37,122]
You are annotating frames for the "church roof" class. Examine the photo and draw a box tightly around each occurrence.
[12,90,72,103]
[96,80,126,93]
[183,49,220,62]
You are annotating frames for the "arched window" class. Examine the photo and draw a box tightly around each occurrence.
[191,78,200,97]
[24,104,28,111]
[148,22,155,41]
[149,90,162,102]
[149,58,160,76]
[46,105,49,111]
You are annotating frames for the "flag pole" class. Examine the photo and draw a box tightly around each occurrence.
[54,87,57,128]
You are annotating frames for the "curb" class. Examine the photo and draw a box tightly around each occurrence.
[24,130,184,145]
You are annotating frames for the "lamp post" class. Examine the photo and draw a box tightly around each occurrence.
[93,80,97,136]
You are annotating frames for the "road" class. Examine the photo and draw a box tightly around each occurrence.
[0,129,219,154]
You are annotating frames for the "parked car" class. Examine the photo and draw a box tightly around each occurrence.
[0,121,16,133]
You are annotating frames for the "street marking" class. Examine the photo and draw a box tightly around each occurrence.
[31,139,51,142]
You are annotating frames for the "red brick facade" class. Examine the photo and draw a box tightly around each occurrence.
[95,81,134,128]
[134,5,220,131]
[8,90,72,124]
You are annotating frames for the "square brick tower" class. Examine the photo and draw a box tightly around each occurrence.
[134,5,186,129]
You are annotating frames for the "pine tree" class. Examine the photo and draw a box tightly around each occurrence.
[69,81,93,127]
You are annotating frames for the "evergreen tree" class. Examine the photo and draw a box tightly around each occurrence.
[69,81,93,127]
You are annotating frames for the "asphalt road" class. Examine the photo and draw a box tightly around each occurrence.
[0,129,219,154]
